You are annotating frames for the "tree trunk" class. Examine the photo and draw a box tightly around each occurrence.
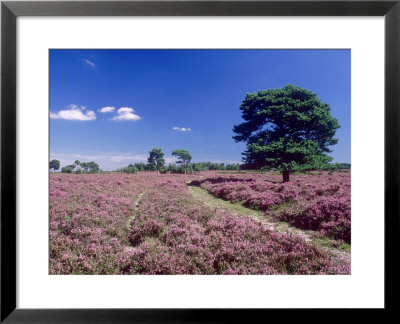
[282,171,290,183]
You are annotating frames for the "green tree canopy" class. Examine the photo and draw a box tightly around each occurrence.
[147,148,165,174]
[80,161,100,173]
[61,164,75,173]
[49,159,60,171]
[172,149,192,174]
[116,164,138,174]
[74,160,82,172]
[233,84,340,182]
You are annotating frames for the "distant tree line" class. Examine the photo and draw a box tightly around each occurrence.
[50,151,349,175]
[334,163,351,170]
[115,148,242,174]
[116,161,241,174]
[116,163,146,174]
[191,162,240,172]
[49,159,100,173]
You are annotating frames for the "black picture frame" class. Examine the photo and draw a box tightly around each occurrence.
[1,0,399,322]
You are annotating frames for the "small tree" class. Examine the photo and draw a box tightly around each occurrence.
[80,161,100,173]
[117,164,138,174]
[147,148,165,175]
[226,163,240,171]
[172,149,192,174]
[80,162,88,173]
[88,161,100,173]
[74,160,82,173]
[49,159,60,172]
[233,85,340,182]
[61,164,75,173]
[135,163,145,172]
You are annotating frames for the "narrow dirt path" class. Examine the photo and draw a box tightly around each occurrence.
[126,191,146,229]
[124,191,146,252]
[186,182,350,266]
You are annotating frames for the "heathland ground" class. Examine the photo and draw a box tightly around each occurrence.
[50,170,350,275]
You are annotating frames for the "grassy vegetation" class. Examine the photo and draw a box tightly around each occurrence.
[187,177,351,253]
[312,236,351,252]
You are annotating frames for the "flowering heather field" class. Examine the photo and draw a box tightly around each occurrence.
[50,172,350,275]
[192,171,351,243]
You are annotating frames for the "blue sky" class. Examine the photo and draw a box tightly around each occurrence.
[50,49,350,171]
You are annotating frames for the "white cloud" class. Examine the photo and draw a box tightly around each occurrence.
[112,107,142,121]
[84,58,96,68]
[50,104,96,121]
[172,126,191,132]
[99,106,115,113]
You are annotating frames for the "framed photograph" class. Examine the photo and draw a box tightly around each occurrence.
[1,0,398,321]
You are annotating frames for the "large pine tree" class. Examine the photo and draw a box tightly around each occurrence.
[233,85,340,182]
